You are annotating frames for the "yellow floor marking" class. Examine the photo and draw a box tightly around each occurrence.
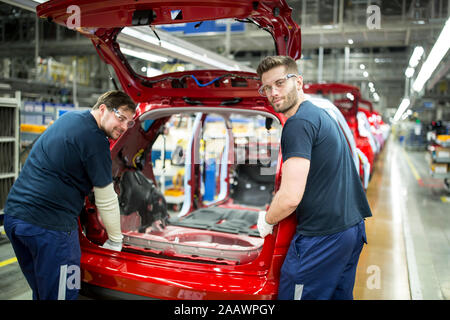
[0,257,17,268]
[402,148,422,182]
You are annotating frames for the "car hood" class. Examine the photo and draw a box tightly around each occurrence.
[36,0,301,103]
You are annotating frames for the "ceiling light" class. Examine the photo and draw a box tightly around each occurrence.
[121,27,249,71]
[363,71,369,77]
[121,47,168,63]
[368,82,374,88]
[393,98,410,121]
[408,46,424,68]
[405,67,415,78]
[413,17,450,92]
[347,39,354,45]
[360,64,366,70]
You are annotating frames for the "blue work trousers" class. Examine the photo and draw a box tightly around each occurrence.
[4,214,81,300]
[278,219,367,300]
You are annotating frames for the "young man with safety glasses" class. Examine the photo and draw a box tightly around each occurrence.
[256,56,372,300]
[4,90,136,300]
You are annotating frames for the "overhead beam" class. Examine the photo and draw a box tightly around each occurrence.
[0,0,39,12]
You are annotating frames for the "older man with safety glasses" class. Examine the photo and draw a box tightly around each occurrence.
[3,90,136,300]
[256,56,372,300]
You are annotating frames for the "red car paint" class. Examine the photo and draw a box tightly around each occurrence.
[359,99,386,150]
[38,1,370,300]
[37,0,301,299]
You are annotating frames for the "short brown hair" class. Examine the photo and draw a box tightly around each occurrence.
[257,55,299,78]
[92,90,136,112]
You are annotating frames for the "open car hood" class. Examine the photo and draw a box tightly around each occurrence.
[36,0,301,103]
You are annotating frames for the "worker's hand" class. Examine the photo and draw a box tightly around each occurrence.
[257,211,274,238]
[102,239,123,252]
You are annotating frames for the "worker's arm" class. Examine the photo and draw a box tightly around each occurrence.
[258,157,310,237]
[93,183,123,250]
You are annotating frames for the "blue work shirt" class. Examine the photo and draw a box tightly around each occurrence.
[5,110,112,231]
[281,100,372,236]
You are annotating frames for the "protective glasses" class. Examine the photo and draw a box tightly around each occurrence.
[112,108,135,128]
[258,73,298,97]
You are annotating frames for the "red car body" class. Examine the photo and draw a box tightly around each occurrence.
[359,99,386,150]
[37,0,360,300]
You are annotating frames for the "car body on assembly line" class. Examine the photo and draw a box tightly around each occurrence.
[38,0,360,299]
[303,83,377,182]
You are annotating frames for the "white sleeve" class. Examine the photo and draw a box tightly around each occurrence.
[93,183,123,243]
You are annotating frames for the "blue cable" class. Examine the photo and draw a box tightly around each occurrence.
[190,74,222,87]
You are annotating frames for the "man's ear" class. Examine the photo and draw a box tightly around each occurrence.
[296,75,304,90]
[98,103,107,114]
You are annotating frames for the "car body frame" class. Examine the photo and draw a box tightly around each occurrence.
[38,0,365,299]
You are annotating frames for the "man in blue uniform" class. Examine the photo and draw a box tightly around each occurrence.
[4,90,136,300]
[256,56,372,300]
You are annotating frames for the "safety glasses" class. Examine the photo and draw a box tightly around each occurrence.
[112,108,135,128]
[258,73,297,97]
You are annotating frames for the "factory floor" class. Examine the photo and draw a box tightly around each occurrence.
[0,137,449,300]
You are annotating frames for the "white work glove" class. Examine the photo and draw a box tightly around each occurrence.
[93,183,123,243]
[102,239,123,252]
[257,211,274,238]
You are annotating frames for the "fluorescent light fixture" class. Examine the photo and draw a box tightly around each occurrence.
[122,27,161,46]
[393,98,410,121]
[405,67,415,78]
[121,47,168,63]
[408,46,424,68]
[122,27,235,70]
[413,17,450,92]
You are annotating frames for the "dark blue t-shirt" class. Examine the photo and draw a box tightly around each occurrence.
[5,110,112,231]
[281,100,372,236]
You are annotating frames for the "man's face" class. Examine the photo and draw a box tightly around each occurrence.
[261,65,301,114]
[99,104,135,140]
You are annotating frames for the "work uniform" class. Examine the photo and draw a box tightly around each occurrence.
[4,110,112,300]
[278,100,372,300]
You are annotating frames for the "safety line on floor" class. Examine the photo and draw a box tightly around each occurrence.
[401,210,423,300]
[0,257,17,268]
[402,148,423,185]
[394,145,423,300]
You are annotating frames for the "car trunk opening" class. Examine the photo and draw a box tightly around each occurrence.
[81,108,282,266]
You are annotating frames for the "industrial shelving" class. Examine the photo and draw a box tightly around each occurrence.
[0,92,20,220]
